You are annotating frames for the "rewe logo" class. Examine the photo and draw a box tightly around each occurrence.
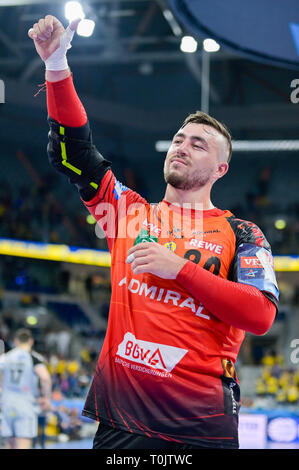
[117,332,188,372]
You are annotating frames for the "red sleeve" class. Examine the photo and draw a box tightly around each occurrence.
[82,170,148,253]
[46,75,87,127]
[176,260,276,335]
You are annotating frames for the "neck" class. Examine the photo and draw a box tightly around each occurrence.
[164,184,215,210]
[16,344,31,352]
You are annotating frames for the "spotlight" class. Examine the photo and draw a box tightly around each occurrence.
[203,38,220,52]
[180,36,198,53]
[65,1,85,22]
[77,19,95,37]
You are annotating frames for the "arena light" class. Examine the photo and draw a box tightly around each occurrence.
[77,19,95,37]
[180,36,198,53]
[26,315,38,326]
[65,1,85,21]
[162,9,182,37]
[155,140,299,152]
[203,38,220,52]
[232,140,299,151]
[275,219,287,230]
[86,214,96,224]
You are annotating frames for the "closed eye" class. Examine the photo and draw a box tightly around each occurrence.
[193,144,204,150]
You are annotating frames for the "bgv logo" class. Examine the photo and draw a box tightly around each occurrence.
[117,332,188,372]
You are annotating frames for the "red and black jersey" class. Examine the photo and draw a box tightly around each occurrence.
[79,169,279,448]
[46,103,278,448]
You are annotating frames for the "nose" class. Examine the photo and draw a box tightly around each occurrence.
[176,140,189,156]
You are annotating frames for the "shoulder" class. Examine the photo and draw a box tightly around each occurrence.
[225,214,270,251]
[3,348,18,360]
[31,350,46,366]
[84,169,149,208]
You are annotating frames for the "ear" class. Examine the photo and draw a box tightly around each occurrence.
[216,162,229,179]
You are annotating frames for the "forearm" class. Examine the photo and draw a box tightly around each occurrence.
[46,77,111,201]
[46,72,87,127]
[46,68,71,82]
[176,261,276,335]
[40,378,52,400]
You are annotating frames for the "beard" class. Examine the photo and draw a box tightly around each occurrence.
[164,160,213,190]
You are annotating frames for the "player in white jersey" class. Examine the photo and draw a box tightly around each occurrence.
[0,329,52,449]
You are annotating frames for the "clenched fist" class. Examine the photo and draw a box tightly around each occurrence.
[126,242,188,279]
[28,15,81,71]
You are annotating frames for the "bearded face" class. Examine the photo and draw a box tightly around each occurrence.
[163,122,228,192]
[163,157,214,190]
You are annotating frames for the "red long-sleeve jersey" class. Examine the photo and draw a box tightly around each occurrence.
[46,76,279,448]
[80,170,279,448]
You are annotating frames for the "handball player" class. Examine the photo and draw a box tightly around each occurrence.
[28,16,279,449]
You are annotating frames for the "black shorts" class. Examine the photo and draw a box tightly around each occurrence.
[93,423,218,450]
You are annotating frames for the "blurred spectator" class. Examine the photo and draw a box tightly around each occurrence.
[55,406,82,440]
[0,179,106,250]
[0,286,3,310]
[246,166,271,211]
[261,349,284,367]
[56,330,71,358]
[0,165,298,258]
[256,351,299,406]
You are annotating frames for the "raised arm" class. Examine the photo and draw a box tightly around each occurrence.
[28,15,87,127]
[28,16,147,251]
[28,15,111,202]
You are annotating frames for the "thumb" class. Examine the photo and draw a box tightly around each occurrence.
[28,28,36,40]
[69,18,82,31]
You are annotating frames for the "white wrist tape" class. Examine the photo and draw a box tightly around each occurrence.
[45,25,75,71]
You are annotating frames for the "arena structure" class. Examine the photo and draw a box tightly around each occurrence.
[0,0,299,451]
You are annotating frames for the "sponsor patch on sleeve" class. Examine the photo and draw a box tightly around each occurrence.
[237,243,279,301]
[113,179,129,200]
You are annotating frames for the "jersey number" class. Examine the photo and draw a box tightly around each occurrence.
[184,249,221,275]
[10,365,24,385]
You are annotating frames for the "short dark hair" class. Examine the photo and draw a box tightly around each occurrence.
[181,110,232,163]
[14,328,33,344]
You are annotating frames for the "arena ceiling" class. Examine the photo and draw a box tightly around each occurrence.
[0,0,299,166]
